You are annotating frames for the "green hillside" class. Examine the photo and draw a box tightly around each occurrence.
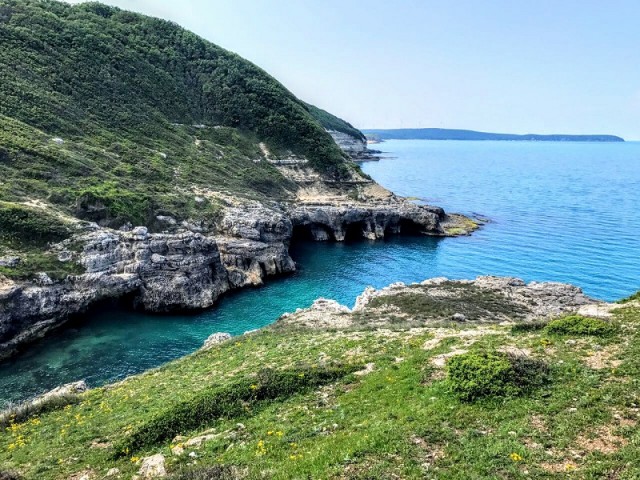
[0,0,365,277]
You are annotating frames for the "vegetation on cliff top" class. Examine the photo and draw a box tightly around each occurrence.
[2,293,639,479]
[0,0,365,277]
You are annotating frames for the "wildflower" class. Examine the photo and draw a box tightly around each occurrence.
[29,418,41,426]
[250,384,258,390]
[267,431,273,436]
[256,439,267,456]
[130,456,140,463]
[564,463,577,471]
[298,373,305,378]
[290,442,297,448]
[509,452,523,462]
[276,431,284,437]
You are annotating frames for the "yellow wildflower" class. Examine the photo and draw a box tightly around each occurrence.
[509,452,523,462]
[130,456,140,463]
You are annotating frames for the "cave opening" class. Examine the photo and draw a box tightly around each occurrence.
[291,224,333,243]
[398,219,424,236]
[343,221,368,242]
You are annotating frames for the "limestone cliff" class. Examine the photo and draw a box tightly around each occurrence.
[0,172,476,360]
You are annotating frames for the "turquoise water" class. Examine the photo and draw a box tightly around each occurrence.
[1,140,639,405]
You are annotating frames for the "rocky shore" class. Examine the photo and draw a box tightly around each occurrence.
[277,275,605,331]
[0,177,477,360]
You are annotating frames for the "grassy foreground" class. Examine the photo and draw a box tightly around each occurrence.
[2,301,640,479]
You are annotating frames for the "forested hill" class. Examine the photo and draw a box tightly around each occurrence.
[364,128,624,142]
[0,0,360,182]
[0,0,372,246]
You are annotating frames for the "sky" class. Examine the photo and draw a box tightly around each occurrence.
[66,0,640,139]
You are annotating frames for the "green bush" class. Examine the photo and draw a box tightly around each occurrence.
[116,364,358,455]
[544,315,616,337]
[0,251,84,281]
[447,351,548,402]
[0,202,71,246]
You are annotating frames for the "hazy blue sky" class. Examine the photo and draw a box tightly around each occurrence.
[66,1,639,139]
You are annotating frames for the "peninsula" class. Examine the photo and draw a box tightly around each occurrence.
[363,128,625,142]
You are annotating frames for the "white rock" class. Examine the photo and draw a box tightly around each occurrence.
[202,332,231,349]
[131,226,148,240]
[150,254,166,264]
[52,137,64,144]
[35,272,54,285]
[137,453,166,478]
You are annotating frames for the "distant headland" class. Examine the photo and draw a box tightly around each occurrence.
[363,128,625,143]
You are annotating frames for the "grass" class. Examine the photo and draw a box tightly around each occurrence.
[2,301,640,479]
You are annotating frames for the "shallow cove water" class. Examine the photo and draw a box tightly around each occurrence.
[2,139,640,405]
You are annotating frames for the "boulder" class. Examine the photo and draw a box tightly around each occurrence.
[202,332,232,349]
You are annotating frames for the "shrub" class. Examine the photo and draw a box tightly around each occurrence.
[116,364,358,455]
[544,315,616,337]
[168,466,236,480]
[511,320,548,333]
[0,202,71,247]
[447,351,548,402]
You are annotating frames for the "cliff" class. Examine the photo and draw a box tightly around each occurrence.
[0,0,476,360]
[2,277,638,479]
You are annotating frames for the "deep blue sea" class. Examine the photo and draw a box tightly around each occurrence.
[1,140,639,405]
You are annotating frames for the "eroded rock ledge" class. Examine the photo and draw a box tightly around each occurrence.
[0,196,476,360]
[278,276,604,330]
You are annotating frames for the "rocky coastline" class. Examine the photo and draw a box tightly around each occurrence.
[0,173,477,361]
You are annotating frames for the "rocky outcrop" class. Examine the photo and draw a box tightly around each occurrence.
[327,130,367,156]
[289,202,445,240]
[327,130,379,161]
[0,195,471,360]
[278,276,601,330]
[202,332,232,349]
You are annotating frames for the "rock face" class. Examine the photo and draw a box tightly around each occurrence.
[0,195,461,361]
[327,130,367,156]
[327,130,377,161]
[289,202,445,241]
